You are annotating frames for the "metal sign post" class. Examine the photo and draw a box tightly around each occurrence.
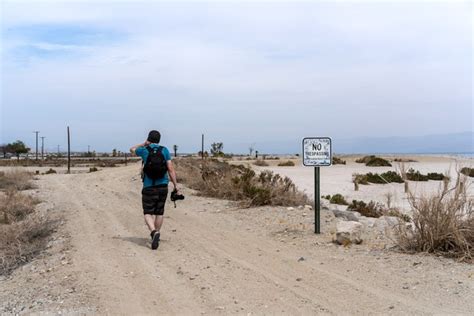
[302,137,332,234]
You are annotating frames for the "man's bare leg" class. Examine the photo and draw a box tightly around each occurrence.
[154,215,164,233]
[144,214,156,232]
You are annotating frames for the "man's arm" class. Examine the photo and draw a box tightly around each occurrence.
[130,141,150,155]
[167,160,179,192]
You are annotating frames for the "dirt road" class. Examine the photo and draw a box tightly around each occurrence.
[5,164,472,315]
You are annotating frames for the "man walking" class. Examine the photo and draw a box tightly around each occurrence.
[130,130,179,250]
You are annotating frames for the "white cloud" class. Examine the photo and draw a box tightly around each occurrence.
[1,0,472,152]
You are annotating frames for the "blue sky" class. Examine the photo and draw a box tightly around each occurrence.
[0,0,472,153]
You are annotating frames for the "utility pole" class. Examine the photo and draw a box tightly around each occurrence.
[57,145,60,156]
[201,134,204,160]
[40,136,45,160]
[67,126,71,174]
[87,145,90,154]
[33,131,40,160]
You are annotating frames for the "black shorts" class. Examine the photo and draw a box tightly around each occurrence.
[142,185,168,215]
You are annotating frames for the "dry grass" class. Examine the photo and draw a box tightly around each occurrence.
[0,170,54,275]
[0,213,55,275]
[277,160,295,167]
[175,158,309,207]
[253,160,269,167]
[0,190,40,223]
[396,174,474,261]
[0,170,34,190]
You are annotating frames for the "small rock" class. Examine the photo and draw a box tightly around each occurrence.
[286,207,295,211]
[296,278,303,282]
[332,209,360,222]
[335,221,363,245]
[304,205,313,210]
[297,257,305,262]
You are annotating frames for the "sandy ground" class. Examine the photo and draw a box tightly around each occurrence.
[249,155,474,214]
[1,162,474,315]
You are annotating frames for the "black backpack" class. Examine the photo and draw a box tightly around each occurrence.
[143,146,167,185]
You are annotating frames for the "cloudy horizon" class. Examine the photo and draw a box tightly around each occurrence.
[1,0,472,154]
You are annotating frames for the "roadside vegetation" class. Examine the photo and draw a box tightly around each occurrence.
[323,194,349,205]
[406,168,446,181]
[353,171,404,185]
[347,199,411,222]
[277,160,295,167]
[253,160,269,167]
[460,167,474,178]
[396,173,473,261]
[175,158,309,207]
[0,171,55,275]
[332,157,346,165]
[355,155,392,167]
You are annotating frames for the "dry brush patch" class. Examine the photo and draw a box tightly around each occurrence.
[396,174,474,261]
[0,171,55,275]
[0,170,34,190]
[175,158,309,207]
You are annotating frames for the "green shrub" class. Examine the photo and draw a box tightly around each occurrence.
[277,160,295,167]
[363,171,404,184]
[347,200,385,218]
[353,173,369,185]
[460,167,474,177]
[329,194,348,205]
[374,171,403,183]
[427,172,445,181]
[366,157,392,167]
[332,157,346,165]
[387,209,411,223]
[89,167,98,173]
[355,155,391,167]
[45,168,57,174]
[406,168,428,181]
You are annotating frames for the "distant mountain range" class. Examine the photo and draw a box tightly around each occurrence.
[233,132,474,155]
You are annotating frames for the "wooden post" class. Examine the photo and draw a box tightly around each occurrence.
[67,126,71,174]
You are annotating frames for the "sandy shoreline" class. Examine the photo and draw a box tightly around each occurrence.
[233,155,474,214]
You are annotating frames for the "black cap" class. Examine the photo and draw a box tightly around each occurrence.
[147,130,161,143]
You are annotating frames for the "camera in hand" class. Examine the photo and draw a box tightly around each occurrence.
[170,189,184,207]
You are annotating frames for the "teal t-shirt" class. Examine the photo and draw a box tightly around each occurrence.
[136,144,171,188]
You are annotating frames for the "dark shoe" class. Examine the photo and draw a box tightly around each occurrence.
[151,232,160,250]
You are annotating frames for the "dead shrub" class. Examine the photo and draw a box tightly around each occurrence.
[253,160,269,167]
[0,173,55,275]
[45,168,57,174]
[277,160,295,167]
[0,190,40,223]
[0,170,34,191]
[396,174,474,261]
[0,213,55,275]
[175,158,309,207]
